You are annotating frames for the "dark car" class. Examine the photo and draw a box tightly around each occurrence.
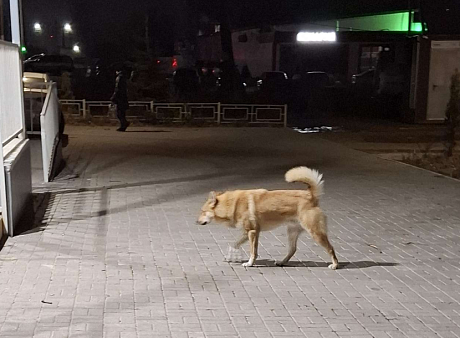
[82,59,115,100]
[173,68,200,95]
[23,54,74,75]
[257,71,289,92]
[351,68,376,97]
[377,63,406,97]
[293,71,332,91]
[86,59,110,78]
[303,71,331,88]
[290,71,335,111]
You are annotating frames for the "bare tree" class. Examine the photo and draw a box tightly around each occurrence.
[445,68,460,157]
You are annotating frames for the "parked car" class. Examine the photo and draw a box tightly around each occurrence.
[173,68,200,98]
[23,54,74,75]
[377,64,406,97]
[257,71,289,92]
[293,71,333,91]
[290,71,336,112]
[86,59,110,78]
[82,59,115,100]
[351,65,406,98]
[351,68,375,86]
[351,68,376,97]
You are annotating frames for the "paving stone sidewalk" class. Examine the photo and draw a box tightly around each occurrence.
[1,125,460,338]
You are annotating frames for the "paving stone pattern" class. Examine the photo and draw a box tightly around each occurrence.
[1,126,460,338]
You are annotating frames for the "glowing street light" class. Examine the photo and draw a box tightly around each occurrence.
[296,32,337,43]
[34,22,42,33]
[73,44,81,53]
[64,23,72,33]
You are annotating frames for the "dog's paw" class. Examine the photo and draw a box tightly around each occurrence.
[275,261,286,267]
[242,262,254,267]
[328,263,339,270]
[225,246,243,263]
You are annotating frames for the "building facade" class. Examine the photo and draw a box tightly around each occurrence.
[197,9,460,123]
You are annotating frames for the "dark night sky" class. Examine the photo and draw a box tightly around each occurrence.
[20,0,460,59]
[22,0,187,59]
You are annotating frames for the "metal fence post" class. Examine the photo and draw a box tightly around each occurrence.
[82,99,87,120]
[184,103,189,121]
[284,104,288,127]
[150,101,154,120]
[217,102,221,124]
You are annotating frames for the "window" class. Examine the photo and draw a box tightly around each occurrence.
[238,34,248,43]
[359,46,380,72]
[359,44,395,73]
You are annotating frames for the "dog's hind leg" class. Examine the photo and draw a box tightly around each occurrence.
[233,232,249,249]
[311,231,339,270]
[300,209,339,270]
[276,225,302,266]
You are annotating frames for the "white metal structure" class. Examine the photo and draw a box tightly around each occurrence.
[152,103,187,120]
[23,78,63,182]
[220,104,287,125]
[0,40,32,236]
[9,0,22,45]
[40,84,61,182]
[23,74,48,135]
[0,41,25,144]
[60,100,288,126]
[23,71,49,83]
[426,40,460,121]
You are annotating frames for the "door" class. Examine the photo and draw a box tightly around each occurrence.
[427,41,460,121]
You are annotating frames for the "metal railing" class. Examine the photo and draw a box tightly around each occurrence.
[153,103,186,121]
[60,100,287,126]
[188,102,221,122]
[60,99,86,119]
[40,83,61,183]
[220,104,287,125]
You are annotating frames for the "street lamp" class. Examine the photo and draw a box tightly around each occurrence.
[62,23,73,48]
[72,44,80,53]
[34,22,42,33]
[63,23,72,33]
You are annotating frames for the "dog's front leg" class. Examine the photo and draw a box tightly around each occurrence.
[224,233,248,262]
[242,230,259,267]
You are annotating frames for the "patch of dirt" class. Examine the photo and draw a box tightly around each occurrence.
[402,153,460,179]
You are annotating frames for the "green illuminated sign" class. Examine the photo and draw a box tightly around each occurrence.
[336,11,425,33]
[411,22,423,32]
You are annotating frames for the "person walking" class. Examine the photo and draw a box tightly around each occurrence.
[111,66,130,131]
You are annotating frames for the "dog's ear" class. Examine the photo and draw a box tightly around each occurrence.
[208,191,217,207]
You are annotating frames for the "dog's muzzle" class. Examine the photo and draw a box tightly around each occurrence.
[196,220,208,225]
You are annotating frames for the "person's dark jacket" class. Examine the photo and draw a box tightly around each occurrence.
[111,72,129,110]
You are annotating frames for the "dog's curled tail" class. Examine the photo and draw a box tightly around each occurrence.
[285,166,324,198]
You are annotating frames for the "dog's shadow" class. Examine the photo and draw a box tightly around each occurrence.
[246,260,399,269]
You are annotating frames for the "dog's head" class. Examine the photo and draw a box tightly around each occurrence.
[197,191,219,225]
